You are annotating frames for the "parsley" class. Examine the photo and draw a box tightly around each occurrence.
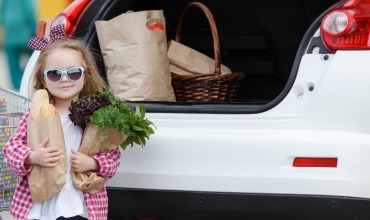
[69,90,155,149]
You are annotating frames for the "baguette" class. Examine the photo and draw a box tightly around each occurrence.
[30,89,50,120]
[40,103,57,117]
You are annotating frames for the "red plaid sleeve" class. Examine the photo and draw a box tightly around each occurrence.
[91,148,121,179]
[84,187,109,219]
[3,109,34,176]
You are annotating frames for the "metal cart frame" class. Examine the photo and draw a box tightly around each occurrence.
[0,87,30,219]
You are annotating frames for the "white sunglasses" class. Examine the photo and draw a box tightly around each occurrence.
[43,67,85,83]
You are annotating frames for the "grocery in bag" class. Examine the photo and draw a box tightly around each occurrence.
[169,2,245,102]
[27,89,67,203]
[95,10,176,102]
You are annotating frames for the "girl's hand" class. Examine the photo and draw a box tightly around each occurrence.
[26,137,62,167]
[71,149,100,172]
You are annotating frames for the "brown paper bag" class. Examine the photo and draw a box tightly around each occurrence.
[72,124,127,194]
[95,10,176,102]
[27,115,67,203]
[167,40,232,75]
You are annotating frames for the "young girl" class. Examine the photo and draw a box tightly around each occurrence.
[4,37,121,220]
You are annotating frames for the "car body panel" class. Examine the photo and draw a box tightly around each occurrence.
[18,0,370,218]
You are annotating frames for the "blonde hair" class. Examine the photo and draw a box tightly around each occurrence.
[33,38,107,98]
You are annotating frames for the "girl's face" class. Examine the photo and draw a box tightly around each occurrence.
[43,48,85,103]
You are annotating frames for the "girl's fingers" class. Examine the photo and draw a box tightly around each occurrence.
[71,149,82,156]
[71,150,84,161]
[47,150,62,158]
[39,137,49,148]
[45,147,62,153]
[47,155,62,163]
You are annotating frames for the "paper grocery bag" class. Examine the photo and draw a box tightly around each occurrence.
[27,115,67,203]
[167,40,232,75]
[95,10,176,102]
[72,124,126,194]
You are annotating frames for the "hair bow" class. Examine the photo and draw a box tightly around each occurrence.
[28,24,66,51]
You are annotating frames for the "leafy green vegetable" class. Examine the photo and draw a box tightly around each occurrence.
[69,89,155,149]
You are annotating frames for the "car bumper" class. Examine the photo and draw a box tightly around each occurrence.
[107,187,370,220]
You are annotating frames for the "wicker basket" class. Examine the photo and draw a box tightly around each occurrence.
[171,2,245,102]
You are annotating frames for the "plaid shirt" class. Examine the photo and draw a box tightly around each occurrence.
[3,109,122,220]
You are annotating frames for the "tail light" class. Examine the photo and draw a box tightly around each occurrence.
[36,20,51,37]
[36,0,92,38]
[51,0,93,36]
[321,0,370,51]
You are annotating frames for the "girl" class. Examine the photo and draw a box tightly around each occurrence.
[4,37,121,220]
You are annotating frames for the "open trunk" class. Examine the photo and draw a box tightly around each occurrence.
[75,0,339,105]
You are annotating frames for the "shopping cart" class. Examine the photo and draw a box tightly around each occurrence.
[0,87,30,219]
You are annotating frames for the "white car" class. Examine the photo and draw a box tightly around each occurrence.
[20,0,370,219]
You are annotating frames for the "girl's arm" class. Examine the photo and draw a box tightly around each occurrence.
[3,109,34,176]
[91,148,121,179]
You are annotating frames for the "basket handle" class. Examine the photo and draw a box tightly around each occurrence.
[175,2,221,76]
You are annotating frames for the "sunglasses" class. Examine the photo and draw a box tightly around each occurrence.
[43,67,85,83]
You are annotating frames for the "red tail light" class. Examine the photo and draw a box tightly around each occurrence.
[51,0,93,36]
[321,0,370,51]
[293,157,338,168]
[36,20,51,37]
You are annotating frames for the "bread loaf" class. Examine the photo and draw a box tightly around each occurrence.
[30,89,51,120]
[40,103,57,117]
[27,89,65,203]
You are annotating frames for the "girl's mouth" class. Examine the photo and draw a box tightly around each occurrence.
[60,85,73,90]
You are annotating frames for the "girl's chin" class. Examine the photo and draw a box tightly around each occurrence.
[47,86,83,99]
[52,90,80,100]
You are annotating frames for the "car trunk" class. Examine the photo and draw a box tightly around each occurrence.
[75,0,340,105]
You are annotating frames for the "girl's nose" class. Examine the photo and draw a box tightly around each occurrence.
[60,74,69,82]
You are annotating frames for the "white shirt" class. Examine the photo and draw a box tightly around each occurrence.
[27,115,88,220]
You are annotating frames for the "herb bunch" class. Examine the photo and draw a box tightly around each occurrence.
[69,90,155,149]
[69,92,111,129]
